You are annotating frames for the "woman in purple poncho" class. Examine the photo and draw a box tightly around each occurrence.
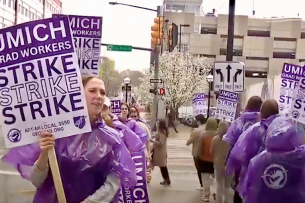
[101,97,144,153]
[119,103,147,145]
[2,76,137,203]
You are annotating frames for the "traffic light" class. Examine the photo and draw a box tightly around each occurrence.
[159,88,165,95]
[168,23,178,52]
[151,16,163,45]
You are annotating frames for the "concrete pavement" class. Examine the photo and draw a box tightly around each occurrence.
[148,125,216,203]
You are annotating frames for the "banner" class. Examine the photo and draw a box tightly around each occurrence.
[278,63,304,117]
[215,90,238,122]
[53,14,103,76]
[289,73,305,123]
[121,151,149,203]
[0,17,91,148]
[192,93,207,117]
[110,99,121,115]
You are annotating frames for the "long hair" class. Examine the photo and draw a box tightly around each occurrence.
[130,105,140,117]
[121,102,130,118]
[158,119,169,137]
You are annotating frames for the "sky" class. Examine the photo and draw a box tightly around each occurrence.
[62,0,305,71]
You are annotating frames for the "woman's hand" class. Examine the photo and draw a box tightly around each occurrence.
[39,132,55,156]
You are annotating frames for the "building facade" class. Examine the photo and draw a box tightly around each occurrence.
[163,0,305,88]
[0,0,61,28]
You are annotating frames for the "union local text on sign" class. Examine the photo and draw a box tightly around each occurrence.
[213,61,245,92]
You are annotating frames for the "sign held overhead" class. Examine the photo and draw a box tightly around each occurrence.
[213,61,244,92]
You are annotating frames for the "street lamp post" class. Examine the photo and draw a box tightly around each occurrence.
[109,2,157,12]
[206,74,213,118]
[123,77,131,103]
[179,24,190,52]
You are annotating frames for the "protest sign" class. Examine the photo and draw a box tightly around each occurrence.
[215,89,238,122]
[289,72,305,124]
[121,151,149,203]
[110,99,121,115]
[192,93,207,117]
[278,63,305,117]
[53,14,102,76]
[0,17,91,148]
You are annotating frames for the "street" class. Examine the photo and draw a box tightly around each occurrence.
[0,125,222,203]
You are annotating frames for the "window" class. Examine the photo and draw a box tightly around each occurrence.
[201,27,217,34]
[301,32,305,39]
[274,37,296,42]
[246,56,269,60]
[180,43,189,52]
[3,0,6,5]
[247,30,270,37]
[273,52,295,59]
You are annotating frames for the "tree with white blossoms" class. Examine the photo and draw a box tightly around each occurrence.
[135,49,212,110]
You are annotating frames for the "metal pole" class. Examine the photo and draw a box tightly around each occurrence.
[226,0,242,118]
[226,0,235,61]
[151,6,161,130]
[125,84,128,103]
[179,24,182,52]
[207,83,211,118]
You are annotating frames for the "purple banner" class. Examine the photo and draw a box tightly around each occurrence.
[111,99,121,115]
[53,14,102,76]
[278,63,305,116]
[215,89,238,123]
[0,17,74,68]
[0,17,91,148]
[121,151,149,203]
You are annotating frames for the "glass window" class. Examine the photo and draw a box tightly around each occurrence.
[180,43,189,52]
[3,0,6,5]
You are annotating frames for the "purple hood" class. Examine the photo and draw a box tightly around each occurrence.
[111,114,145,153]
[242,118,305,203]
[223,111,260,147]
[226,114,280,196]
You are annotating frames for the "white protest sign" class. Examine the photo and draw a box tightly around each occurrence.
[192,93,207,117]
[0,17,91,148]
[53,14,103,76]
[215,89,238,123]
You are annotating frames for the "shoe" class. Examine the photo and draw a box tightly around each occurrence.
[201,195,209,202]
[160,180,171,186]
[196,186,204,191]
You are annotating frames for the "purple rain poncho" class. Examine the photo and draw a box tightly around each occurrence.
[2,120,137,203]
[118,116,147,144]
[111,114,145,153]
[223,111,260,147]
[242,117,305,203]
[226,114,280,196]
[137,118,152,133]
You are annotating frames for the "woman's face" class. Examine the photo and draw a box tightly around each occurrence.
[121,104,129,118]
[130,108,138,120]
[84,78,105,120]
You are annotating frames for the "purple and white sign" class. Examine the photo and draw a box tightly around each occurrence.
[0,17,91,148]
[215,90,238,123]
[192,93,207,117]
[278,63,305,117]
[121,151,149,203]
[289,70,305,123]
[53,14,102,76]
[110,99,121,115]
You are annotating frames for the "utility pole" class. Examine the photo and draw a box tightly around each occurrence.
[226,0,242,118]
[151,6,161,130]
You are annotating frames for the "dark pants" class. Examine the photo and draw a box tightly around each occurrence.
[234,191,242,203]
[193,157,203,187]
[160,166,170,181]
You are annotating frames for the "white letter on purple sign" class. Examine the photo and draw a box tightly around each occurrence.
[91,18,100,30]
[49,20,66,39]
[81,19,90,28]
[33,24,48,41]
[6,29,24,49]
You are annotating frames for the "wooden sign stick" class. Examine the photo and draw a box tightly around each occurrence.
[48,147,67,203]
